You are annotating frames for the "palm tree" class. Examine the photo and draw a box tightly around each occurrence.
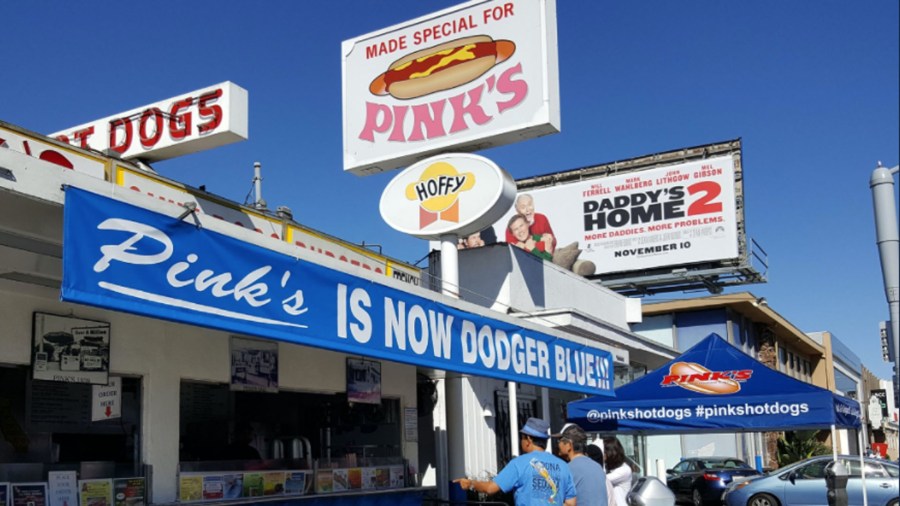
[776,430,830,466]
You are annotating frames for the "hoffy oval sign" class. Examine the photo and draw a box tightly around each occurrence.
[380,153,516,240]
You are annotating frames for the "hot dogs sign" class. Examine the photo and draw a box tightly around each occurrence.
[342,0,560,175]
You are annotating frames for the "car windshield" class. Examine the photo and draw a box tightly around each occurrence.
[702,459,750,469]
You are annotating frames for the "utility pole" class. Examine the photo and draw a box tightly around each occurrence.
[870,162,899,405]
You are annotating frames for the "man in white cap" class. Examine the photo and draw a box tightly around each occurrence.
[454,417,576,506]
[552,423,609,506]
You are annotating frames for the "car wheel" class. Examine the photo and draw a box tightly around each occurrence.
[692,488,704,506]
[747,493,779,506]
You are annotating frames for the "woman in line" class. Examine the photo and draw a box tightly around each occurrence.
[603,437,633,506]
[585,441,617,506]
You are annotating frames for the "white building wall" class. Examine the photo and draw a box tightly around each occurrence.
[0,283,417,503]
[455,244,635,329]
[645,434,681,478]
[632,314,675,348]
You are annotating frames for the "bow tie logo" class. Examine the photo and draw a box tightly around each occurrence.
[405,161,476,228]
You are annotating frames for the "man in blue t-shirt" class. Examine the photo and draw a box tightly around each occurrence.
[455,418,576,506]
[552,423,608,506]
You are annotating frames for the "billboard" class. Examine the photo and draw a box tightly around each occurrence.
[489,155,739,275]
[51,81,248,162]
[342,0,560,175]
[471,140,762,294]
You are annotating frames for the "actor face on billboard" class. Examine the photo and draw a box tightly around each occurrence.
[507,214,552,261]
[463,231,485,248]
[515,194,537,224]
[506,193,556,254]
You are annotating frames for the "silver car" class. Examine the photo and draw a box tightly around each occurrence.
[723,454,899,506]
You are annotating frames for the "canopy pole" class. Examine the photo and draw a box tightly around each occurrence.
[509,382,519,457]
[831,424,838,462]
[858,427,868,506]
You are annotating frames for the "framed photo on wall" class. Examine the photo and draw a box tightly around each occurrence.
[230,336,279,393]
[32,312,110,385]
[346,358,381,405]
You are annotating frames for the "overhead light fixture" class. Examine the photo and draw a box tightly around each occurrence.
[177,201,198,221]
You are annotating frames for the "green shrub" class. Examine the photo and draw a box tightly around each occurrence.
[777,430,830,467]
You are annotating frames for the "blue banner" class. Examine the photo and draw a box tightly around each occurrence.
[61,187,614,396]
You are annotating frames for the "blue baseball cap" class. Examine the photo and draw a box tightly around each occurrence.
[520,417,551,439]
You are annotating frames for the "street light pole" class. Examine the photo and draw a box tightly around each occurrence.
[870,162,899,405]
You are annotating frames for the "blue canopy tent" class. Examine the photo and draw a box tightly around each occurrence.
[567,333,861,434]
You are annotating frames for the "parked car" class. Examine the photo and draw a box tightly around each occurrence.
[666,457,761,505]
[723,454,900,506]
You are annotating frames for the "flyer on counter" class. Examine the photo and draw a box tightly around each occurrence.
[0,483,9,506]
[241,473,263,497]
[222,474,242,500]
[315,470,333,493]
[261,472,285,496]
[11,483,47,506]
[375,468,389,488]
[112,478,145,506]
[332,469,348,492]
[48,470,77,506]
[347,468,362,490]
[390,466,404,488]
[201,476,224,501]
[178,476,202,502]
[283,472,307,495]
[79,479,112,506]
[361,468,376,490]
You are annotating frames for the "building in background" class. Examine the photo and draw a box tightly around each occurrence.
[807,331,864,455]
[862,366,899,459]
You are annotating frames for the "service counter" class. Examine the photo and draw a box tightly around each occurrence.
[158,486,434,506]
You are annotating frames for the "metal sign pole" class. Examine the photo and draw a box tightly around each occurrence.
[870,163,899,405]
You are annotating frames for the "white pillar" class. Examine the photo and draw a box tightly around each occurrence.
[656,459,667,480]
[432,378,449,499]
[440,234,459,298]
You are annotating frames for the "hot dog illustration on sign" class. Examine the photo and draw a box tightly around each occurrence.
[369,35,516,100]
[405,161,476,228]
[660,361,752,395]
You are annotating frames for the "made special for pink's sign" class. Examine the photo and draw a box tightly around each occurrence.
[342,0,560,176]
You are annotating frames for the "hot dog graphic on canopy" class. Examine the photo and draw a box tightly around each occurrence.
[661,361,752,395]
[369,35,516,100]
